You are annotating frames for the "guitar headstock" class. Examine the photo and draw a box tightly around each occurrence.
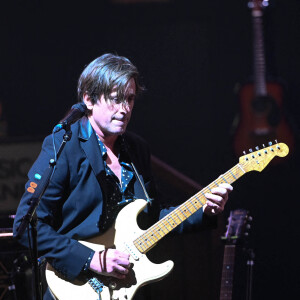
[222,209,251,243]
[248,0,269,9]
[239,142,289,173]
[248,0,269,15]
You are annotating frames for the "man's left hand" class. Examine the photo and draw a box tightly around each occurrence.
[203,183,233,215]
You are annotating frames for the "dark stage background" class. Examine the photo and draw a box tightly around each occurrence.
[1,0,300,299]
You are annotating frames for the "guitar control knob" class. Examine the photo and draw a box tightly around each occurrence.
[109,282,117,290]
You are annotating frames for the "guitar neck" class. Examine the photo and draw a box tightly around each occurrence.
[251,2,267,96]
[133,163,246,254]
[220,245,236,300]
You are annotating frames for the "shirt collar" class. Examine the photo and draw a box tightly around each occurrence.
[96,135,131,167]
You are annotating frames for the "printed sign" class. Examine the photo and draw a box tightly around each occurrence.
[0,140,42,212]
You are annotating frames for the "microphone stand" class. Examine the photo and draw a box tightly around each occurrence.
[15,127,72,300]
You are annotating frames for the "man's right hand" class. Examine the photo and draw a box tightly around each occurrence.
[89,249,130,279]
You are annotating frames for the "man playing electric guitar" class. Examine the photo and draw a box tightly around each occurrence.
[13,53,232,300]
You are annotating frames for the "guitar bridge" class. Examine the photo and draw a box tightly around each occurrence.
[88,277,104,300]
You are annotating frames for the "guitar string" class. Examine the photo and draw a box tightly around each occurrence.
[133,163,246,252]
[134,165,243,251]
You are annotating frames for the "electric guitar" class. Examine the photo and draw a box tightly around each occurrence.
[233,0,294,159]
[46,142,289,300]
[219,209,251,300]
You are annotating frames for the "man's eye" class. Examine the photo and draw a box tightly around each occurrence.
[128,96,136,102]
[110,98,120,103]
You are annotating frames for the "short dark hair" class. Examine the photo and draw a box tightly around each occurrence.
[77,53,144,104]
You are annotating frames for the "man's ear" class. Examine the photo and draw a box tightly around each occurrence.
[83,93,94,110]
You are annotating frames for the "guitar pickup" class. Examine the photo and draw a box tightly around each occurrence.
[124,241,142,261]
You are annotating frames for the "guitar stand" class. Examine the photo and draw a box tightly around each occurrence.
[246,248,255,300]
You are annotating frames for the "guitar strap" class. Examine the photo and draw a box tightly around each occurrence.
[120,135,153,205]
[131,161,152,204]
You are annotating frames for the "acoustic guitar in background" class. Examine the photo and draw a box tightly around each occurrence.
[233,0,294,160]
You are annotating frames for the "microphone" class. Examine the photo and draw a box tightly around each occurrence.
[53,103,87,133]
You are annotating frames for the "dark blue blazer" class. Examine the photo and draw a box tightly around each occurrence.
[13,118,206,281]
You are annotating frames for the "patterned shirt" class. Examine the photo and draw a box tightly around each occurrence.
[96,135,136,231]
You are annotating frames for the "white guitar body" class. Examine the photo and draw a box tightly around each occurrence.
[45,199,174,300]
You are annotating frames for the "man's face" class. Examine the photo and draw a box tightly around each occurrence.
[86,78,136,138]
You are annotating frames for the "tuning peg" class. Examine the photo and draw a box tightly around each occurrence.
[262,0,269,7]
[247,216,253,222]
[268,141,272,146]
[275,139,278,144]
[244,232,249,236]
[248,2,254,8]
[249,148,253,153]
[262,143,266,148]
[246,224,251,230]
[243,151,246,155]
[255,146,259,150]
